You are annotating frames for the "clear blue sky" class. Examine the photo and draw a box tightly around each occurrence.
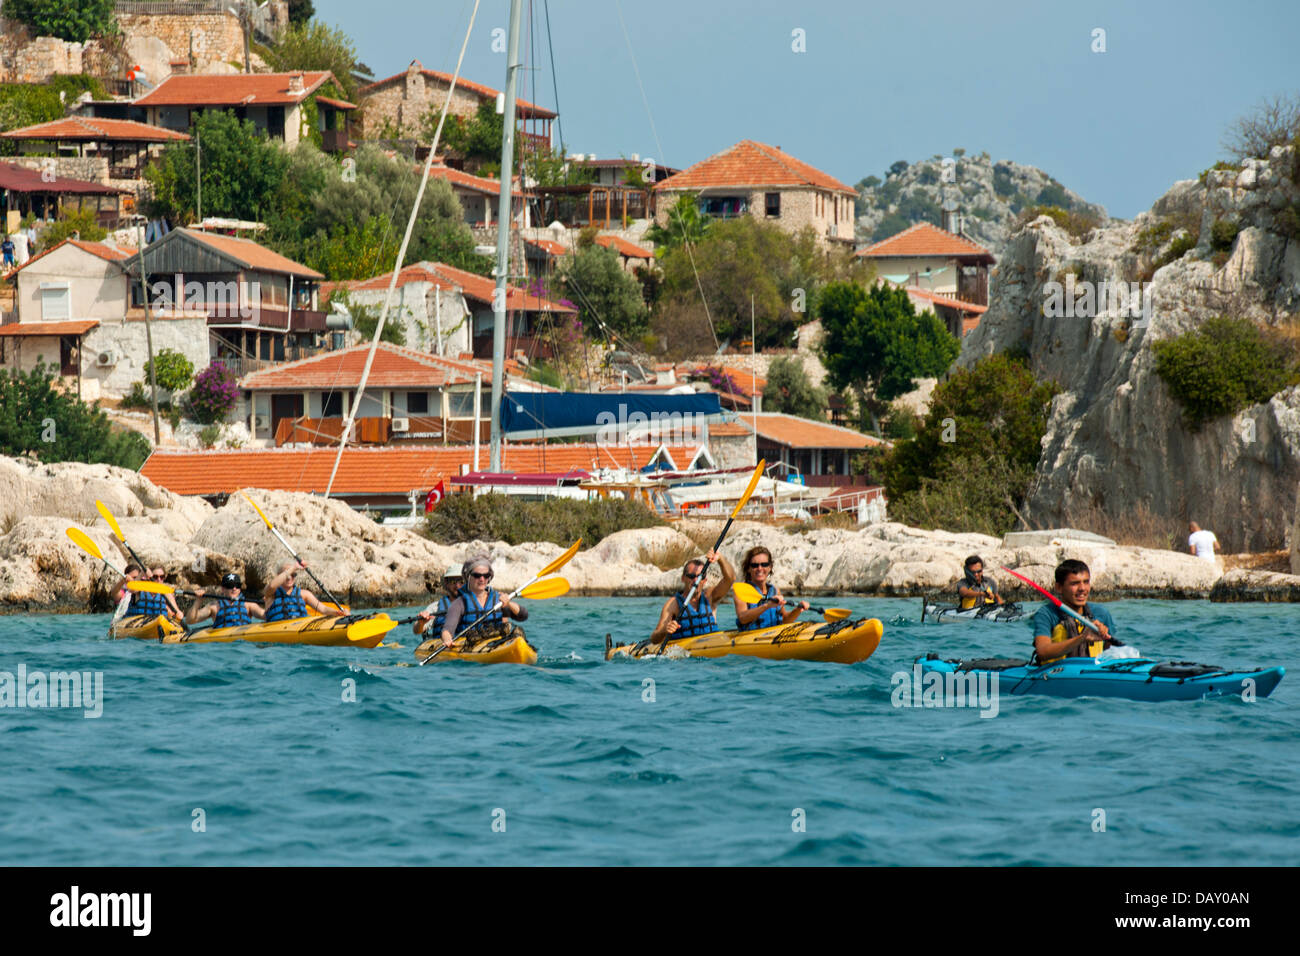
[316,0,1299,219]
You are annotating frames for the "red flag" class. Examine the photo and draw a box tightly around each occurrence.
[424,480,445,513]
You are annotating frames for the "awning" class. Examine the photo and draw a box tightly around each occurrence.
[0,320,99,336]
[500,391,727,439]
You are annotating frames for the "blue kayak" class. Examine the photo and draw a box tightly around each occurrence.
[916,654,1285,702]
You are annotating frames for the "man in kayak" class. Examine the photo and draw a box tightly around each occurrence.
[957,555,1004,610]
[732,546,807,630]
[262,560,344,621]
[186,573,266,628]
[650,549,735,645]
[437,555,527,647]
[414,563,464,638]
[1031,559,1116,663]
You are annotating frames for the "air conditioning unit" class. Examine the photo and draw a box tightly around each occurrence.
[254,415,268,429]
[95,350,117,367]
[391,417,410,433]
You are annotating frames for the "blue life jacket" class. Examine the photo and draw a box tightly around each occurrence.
[459,588,503,632]
[432,593,454,635]
[674,592,716,638]
[213,597,252,629]
[127,587,168,618]
[264,582,308,622]
[740,582,782,631]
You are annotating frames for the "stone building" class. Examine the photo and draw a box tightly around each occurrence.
[653,140,857,248]
[356,60,555,147]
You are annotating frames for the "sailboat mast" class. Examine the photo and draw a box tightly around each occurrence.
[489,0,525,472]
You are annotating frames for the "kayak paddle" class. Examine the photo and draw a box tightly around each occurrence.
[661,459,764,655]
[346,616,398,643]
[95,500,148,571]
[66,527,122,575]
[731,581,850,622]
[1001,565,1110,654]
[126,580,199,598]
[242,492,346,609]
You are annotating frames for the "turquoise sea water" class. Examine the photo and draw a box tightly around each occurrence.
[1,598,1295,866]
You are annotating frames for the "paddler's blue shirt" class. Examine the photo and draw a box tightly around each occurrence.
[1030,601,1117,655]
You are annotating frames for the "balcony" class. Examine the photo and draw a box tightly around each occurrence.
[472,334,553,361]
[534,185,653,228]
[273,415,490,447]
[205,307,327,332]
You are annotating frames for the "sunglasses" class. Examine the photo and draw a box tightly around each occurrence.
[152,574,166,580]
[469,571,492,580]
[749,561,772,569]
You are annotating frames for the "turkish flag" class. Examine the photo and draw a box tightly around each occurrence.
[424,480,445,513]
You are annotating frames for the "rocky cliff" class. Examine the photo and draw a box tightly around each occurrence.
[854,152,1107,259]
[958,144,1300,553]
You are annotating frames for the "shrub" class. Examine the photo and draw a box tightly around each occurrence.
[1017,204,1102,239]
[1198,160,1238,183]
[187,364,239,424]
[1153,317,1300,430]
[764,356,826,419]
[142,348,194,393]
[119,381,150,409]
[886,452,1034,537]
[36,206,106,250]
[1209,218,1241,252]
[4,0,116,42]
[423,493,665,547]
[198,424,221,449]
[1154,232,1198,269]
[1221,92,1300,162]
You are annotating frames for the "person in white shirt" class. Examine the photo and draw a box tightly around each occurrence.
[1187,522,1221,563]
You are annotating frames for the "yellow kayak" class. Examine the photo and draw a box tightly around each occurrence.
[415,624,539,665]
[163,614,396,648]
[606,617,884,664]
[111,614,186,642]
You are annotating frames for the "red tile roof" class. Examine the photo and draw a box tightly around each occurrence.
[595,235,653,258]
[314,96,357,111]
[655,140,855,195]
[239,342,483,391]
[748,413,888,450]
[707,422,751,437]
[0,161,124,194]
[359,62,556,119]
[135,71,335,107]
[140,444,704,496]
[7,237,134,276]
[181,229,324,279]
[340,261,575,313]
[902,286,988,315]
[0,116,189,142]
[525,237,569,257]
[856,222,995,262]
[0,319,99,337]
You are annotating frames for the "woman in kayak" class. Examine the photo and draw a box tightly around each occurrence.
[262,560,344,621]
[414,563,464,638]
[150,567,184,621]
[113,564,142,604]
[438,556,527,647]
[186,573,266,628]
[649,549,736,645]
[732,546,808,631]
[957,555,1004,610]
[1031,559,1116,663]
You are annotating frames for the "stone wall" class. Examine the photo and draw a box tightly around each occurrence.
[357,63,488,139]
[5,155,108,185]
[81,313,210,398]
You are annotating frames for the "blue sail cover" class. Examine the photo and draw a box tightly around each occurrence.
[500,391,726,439]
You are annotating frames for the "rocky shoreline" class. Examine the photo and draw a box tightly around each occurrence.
[4,457,1299,614]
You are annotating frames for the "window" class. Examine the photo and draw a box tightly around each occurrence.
[322,391,344,417]
[764,192,780,217]
[39,283,70,321]
[407,391,429,415]
[448,388,481,418]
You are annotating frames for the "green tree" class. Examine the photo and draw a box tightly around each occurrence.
[287,0,315,25]
[261,20,360,100]
[818,281,960,430]
[4,0,116,43]
[144,110,290,223]
[36,206,106,250]
[431,100,516,174]
[645,193,709,249]
[763,356,827,419]
[298,216,399,281]
[521,143,596,187]
[557,244,648,340]
[142,348,194,393]
[0,364,151,469]
[1153,316,1299,430]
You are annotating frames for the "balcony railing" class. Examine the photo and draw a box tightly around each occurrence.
[472,334,553,360]
[273,415,490,446]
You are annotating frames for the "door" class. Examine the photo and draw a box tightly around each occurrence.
[270,393,304,443]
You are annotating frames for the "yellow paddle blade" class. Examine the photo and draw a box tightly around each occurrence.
[519,577,569,599]
[538,539,582,578]
[821,607,852,622]
[732,581,764,603]
[95,500,125,542]
[730,459,766,519]
[127,580,175,594]
[242,492,275,530]
[347,617,397,642]
[66,527,103,561]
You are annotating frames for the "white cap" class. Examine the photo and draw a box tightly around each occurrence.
[444,564,463,579]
